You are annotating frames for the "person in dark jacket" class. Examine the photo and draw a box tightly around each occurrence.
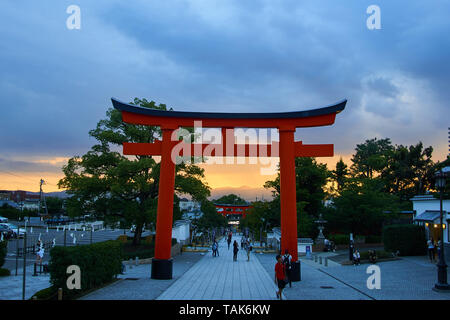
[233,240,239,261]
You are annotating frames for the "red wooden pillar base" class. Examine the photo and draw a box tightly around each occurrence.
[152,127,176,279]
[279,129,299,262]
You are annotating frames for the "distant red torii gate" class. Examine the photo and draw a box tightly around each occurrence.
[112,98,346,279]
[215,204,253,219]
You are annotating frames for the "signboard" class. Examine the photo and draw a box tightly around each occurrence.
[306,245,311,258]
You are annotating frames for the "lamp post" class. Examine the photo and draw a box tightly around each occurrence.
[260,218,265,247]
[433,168,450,291]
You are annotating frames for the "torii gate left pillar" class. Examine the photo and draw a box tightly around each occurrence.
[279,128,298,268]
[151,126,177,279]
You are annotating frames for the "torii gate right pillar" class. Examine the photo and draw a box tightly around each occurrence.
[279,128,300,281]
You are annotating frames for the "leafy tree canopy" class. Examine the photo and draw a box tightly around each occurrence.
[59,98,210,245]
[213,194,247,205]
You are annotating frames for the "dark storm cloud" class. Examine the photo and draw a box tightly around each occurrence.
[0,0,448,162]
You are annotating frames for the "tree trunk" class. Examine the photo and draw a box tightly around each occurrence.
[132,222,144,246]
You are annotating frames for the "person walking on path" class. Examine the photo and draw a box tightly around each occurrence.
[353,249,361,266]
[283,249,292,288]
[246,239,252,261]
[35,240,44,265]
[214,240,219,257]
[227,232,232,250]
[427,238,435,262]
[233,240,239,261]
[275,254,286,300]
[212,241,218,257]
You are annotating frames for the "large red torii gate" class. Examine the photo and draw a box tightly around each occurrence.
[111,97,346,279]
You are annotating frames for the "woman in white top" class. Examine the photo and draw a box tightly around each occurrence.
[36,240,44,265]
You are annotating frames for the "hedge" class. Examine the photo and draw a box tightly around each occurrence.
[123,248,154,260]
[383,224,427,256]
[0,241,6,268]
[121,238,177,260]
[49,240,123,299]
[365,235,382,244]
[0,268,10,277]
[328,234,349,245]
[359,250,392,260]
[32,286,57,300]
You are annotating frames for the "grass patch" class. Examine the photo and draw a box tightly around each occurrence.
[31,278,121,300]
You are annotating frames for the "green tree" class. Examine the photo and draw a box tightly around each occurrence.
[332,158,349,194]
[240,200,280,240]
[213,194,247,205]
[265,158,330,218]
[325,177,402,236]
[59,98,211,245]
[263,157,330,238]
[431,157,450,198]
[351,138,393,178]
[195,200,228,232]
[45,197,64,215]
[382,142,434,199]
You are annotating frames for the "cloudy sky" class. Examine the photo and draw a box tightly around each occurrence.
[0,1,449,197]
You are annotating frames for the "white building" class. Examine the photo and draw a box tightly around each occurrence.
[182,211,203,220]
[21,200,40,211]
[171,220,191,245]
[179,199,201,212]
[411,194,449,263]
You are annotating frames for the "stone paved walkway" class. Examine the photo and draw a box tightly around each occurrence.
[257,252,450,300]
[157,235,283,300]
[81,251,204,300]
[0,264,51,300]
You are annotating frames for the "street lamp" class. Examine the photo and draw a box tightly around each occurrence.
[433,168,450,291]
[260,218,265,247]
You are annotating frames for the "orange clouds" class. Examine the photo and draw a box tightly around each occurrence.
[1,146,447,194]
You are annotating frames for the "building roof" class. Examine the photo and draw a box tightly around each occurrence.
[410,194,437,202]
[0,200,20,209]
[414,210,445,222]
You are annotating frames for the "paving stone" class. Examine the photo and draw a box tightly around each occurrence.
[157,236,282,300]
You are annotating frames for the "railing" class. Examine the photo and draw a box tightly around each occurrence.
[17,241,53,257]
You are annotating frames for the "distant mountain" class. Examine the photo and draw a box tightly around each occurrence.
[45,191,70,198]
[10,190,70,199]
[209,186,274,202]
[6,187,272,202]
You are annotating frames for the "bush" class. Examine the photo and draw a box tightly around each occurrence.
[49,240,123,299]
[0,241,6,267]
[0,268,11,277]
[117,235,128,243]
[144,235,153,244]
[359,250,392,260]
[328,234,349,245]
[32,286,57,300]
[383,224,427,256]
[123,248,154,260]
[365,235,382,244]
